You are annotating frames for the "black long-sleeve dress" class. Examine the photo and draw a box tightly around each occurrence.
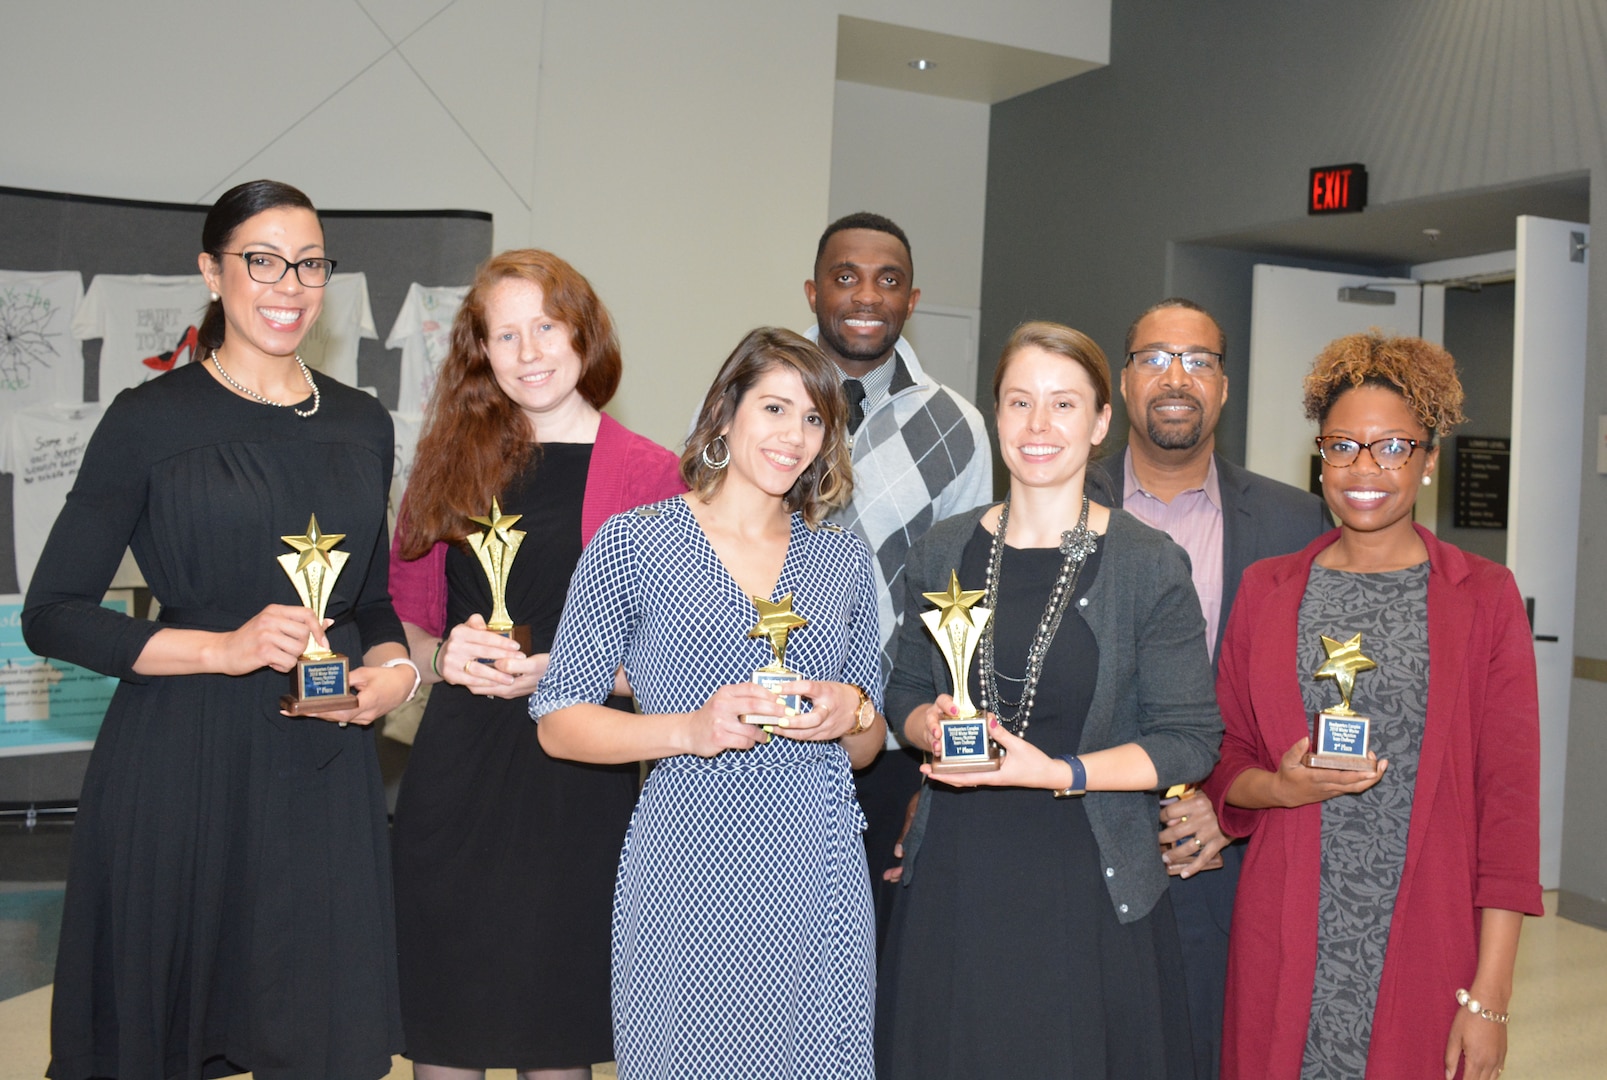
[23,361,406,1080]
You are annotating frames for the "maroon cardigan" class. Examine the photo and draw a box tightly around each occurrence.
[389,412,684,638]
[1203,526,1542,1079]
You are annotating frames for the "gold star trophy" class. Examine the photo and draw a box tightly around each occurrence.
[745,594,808,725]
[277,515,359,715]
[467,499,532,652]
[1306,632,1378,770]
[920,570,999,774]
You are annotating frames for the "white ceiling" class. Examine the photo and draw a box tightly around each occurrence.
[835,15,1103,104]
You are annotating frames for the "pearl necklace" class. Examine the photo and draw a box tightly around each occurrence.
[209,349,320,418]
[978,493,1098,737]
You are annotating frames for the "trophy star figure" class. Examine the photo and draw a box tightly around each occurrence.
[468,498,525,549]
[281,514,346,575]
[278,515,351,660]
[467,498,527,635]
[749,594,808,669]
[921,570,988,632]
[1314,632,1377,715]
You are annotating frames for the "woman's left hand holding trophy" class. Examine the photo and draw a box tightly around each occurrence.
[438,612,544,698]
[911,695,1069,789]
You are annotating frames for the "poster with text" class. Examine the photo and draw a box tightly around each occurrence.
[0,591,131,757]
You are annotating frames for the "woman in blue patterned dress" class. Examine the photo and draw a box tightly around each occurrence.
[533,327,887,1079]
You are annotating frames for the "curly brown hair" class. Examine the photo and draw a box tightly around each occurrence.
[1302,331,1467,437]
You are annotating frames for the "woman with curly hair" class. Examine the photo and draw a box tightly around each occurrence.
[387,249,682,1079]
[1204,333,1541,1080]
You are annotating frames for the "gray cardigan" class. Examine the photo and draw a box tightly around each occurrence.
[888,504,1223,924]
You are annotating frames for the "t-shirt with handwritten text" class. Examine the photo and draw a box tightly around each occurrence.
[1,402,106,591]
[73,274,210,398]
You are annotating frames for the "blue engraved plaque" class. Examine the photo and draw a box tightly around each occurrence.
[282,653,359,715]
[1309,710,1372,770]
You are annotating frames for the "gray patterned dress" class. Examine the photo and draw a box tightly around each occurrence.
[1296,563,1430,1079]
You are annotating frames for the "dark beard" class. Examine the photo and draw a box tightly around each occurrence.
[1146,397,1204,450]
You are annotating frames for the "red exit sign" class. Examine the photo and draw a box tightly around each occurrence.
[1309,163,1368,215]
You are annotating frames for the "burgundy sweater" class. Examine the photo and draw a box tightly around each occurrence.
[1204,526,1542,1079]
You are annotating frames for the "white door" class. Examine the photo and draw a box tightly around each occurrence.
[903,304,980,406]
[1509,215,1588,887]
[1245,265,1442,528]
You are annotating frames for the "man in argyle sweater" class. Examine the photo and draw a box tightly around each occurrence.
[803,212,992,947]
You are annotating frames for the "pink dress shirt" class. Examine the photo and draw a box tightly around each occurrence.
[1121,449,1224,658]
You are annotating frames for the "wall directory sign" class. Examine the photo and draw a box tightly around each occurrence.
[1453,436,1511,529]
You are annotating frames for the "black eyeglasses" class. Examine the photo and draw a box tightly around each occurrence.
[215,251,337,287]
[1126,348,1223,376]
[1314,436,1425,470]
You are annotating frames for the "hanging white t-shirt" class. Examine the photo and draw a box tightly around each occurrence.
[1,402,106,592]
[0,269,86,407]
[389,412,425,528]
[73,274,210,398]
[387,284,469,415]
[297,272,376,386]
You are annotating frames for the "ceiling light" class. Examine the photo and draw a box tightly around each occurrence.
[908,58,936,71]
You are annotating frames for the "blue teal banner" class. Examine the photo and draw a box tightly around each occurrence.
[0,591,131,757]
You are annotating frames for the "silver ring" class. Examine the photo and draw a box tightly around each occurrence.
[339,721,348,728]
[1193,836,1204,850]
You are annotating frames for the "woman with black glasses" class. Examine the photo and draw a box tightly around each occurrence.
[1205,333,1541,1080]
[24,179,417,1080]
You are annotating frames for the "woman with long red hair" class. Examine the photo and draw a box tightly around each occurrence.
[388,249,681,1079]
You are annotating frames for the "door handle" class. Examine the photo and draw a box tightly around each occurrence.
[1525,596,1560,642]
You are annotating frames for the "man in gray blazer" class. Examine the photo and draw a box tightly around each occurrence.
[1090,298,1329,1080]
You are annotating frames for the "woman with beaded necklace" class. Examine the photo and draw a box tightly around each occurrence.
[876,321,1221,1079]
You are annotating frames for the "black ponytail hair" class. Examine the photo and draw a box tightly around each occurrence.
[198,180,320,352]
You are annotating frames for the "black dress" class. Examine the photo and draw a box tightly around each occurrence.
[878,527,1194,1079]
[391,444,638,1069]
[22,362,405,1080]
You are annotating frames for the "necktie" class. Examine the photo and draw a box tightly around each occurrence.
[843,378,866,435]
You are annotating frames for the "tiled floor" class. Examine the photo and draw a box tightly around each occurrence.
[3,820,1604,1079]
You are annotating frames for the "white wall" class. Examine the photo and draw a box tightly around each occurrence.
[852,0,1110,60]
[529,0,838,445]
[827,82,991,313]
[0,0,1104,451]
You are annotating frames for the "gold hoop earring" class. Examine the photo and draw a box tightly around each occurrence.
[701,435,730,470]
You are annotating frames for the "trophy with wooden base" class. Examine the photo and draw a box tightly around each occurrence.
[1306,632,1377,770]
[467,499,532,652]
[920,570,998,774]
[745,594,808,728]
[278,514,359,715]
